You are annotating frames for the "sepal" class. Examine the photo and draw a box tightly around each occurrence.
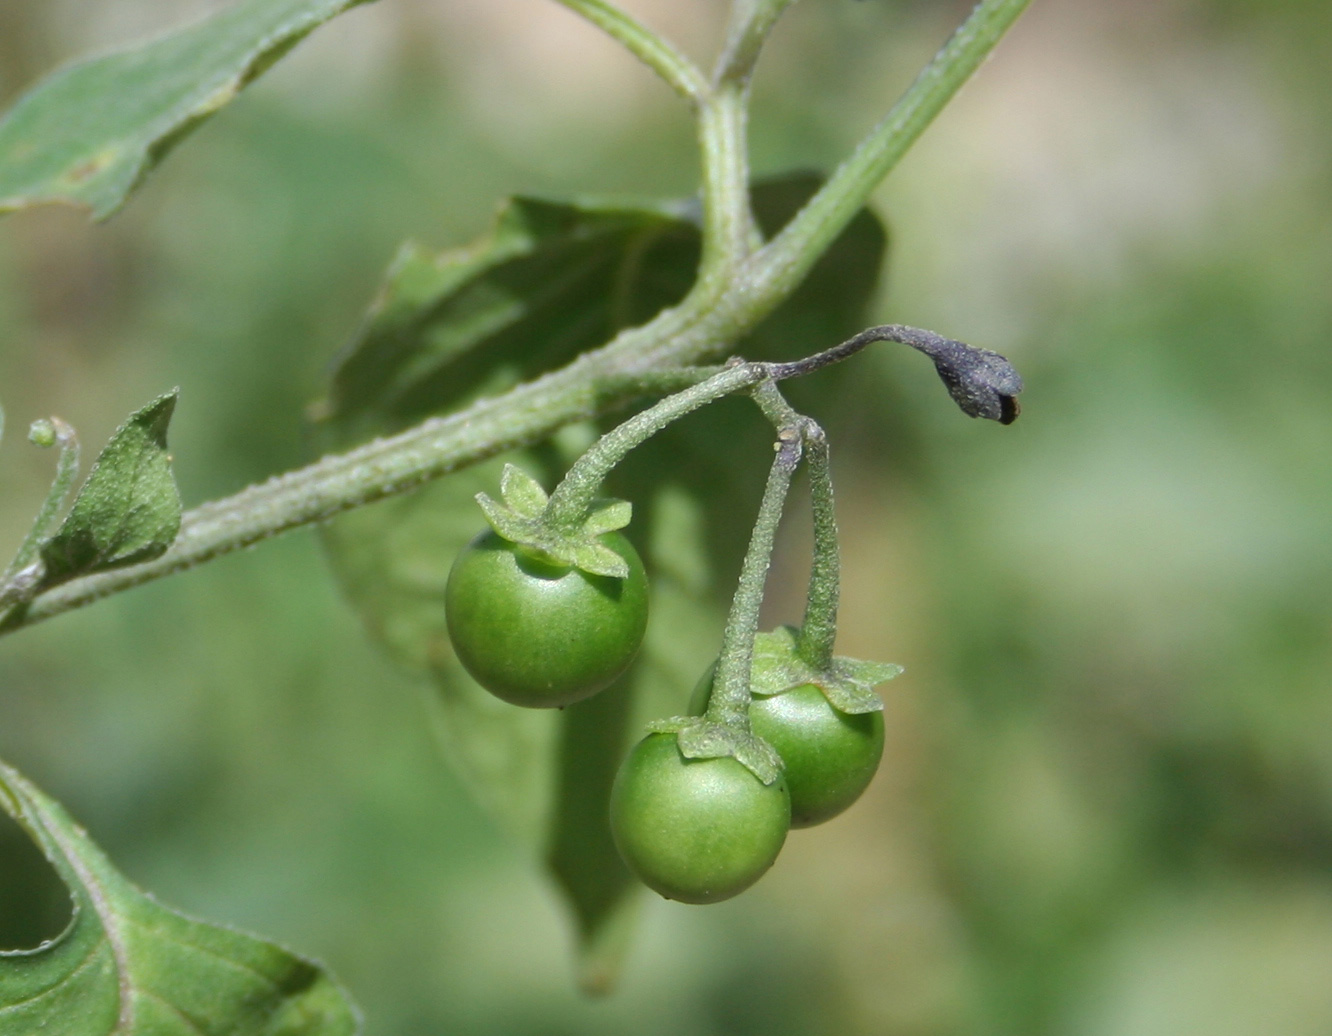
[499,463,549,517]
[474,476,634,580]
[645,717,784,786]
[584,498,632,535]
[751,625,901,715]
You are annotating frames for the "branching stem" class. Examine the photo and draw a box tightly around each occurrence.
[0,0,1032,637]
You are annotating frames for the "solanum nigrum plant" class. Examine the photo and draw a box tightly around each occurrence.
[0,0,1034,1020]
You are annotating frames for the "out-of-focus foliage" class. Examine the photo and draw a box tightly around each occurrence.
[1,1,1330,1034]
[0,0,376,219]
[0,760,360,1035]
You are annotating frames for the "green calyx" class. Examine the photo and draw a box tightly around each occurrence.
[475,463,634,579]
[756,625,901,715]
[644,716,784,787]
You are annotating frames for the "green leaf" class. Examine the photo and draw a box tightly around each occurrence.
[0,0,376,220]
[0,758,360,1035]
[311,194,700,444]
[39,391,181,587]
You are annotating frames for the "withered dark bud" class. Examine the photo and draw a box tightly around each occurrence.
[903,331,1024,424]
[768,324,1024,424]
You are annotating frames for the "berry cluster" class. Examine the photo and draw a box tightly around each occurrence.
[443,327,1021,903]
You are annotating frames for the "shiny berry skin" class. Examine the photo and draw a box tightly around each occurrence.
[444,529,648,708]
[609,732,790,904]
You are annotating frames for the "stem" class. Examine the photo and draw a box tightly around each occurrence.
[706,428,802,731]
[543,362,766,529]
[749,0,1032,304]
[749,382,838,669]
[546,322,958,528]
[0,419,80,607]
[796,425,837,669]
[694,82,755,296]
[714,0,801,87]
[549,0,708,104]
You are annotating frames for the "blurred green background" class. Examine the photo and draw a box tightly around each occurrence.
[2,0,1331,1033]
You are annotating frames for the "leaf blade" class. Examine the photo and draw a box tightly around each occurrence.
[39,391,182,587]
[0,759,360,1036]
[0,0,376,219]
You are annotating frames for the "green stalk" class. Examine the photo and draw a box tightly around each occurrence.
[714,0,802,87]
[705,429,802,731]
[549,0,708,103]
[796,427,838,670]
[749,381,837,669]
[543,362,766,530]
[747,0,1033,308]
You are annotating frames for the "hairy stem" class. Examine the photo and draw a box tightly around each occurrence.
[750,382,839,669]
[705,429,802,731]
[694,83,756,295]
[543,362,765,529]
[796,426,838,669]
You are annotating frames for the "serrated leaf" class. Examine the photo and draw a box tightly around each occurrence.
[583,499,632,536]
[0,0,375,220]
[0,758,360,1035]
[498,463,548,518]
[39,391,181,587]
